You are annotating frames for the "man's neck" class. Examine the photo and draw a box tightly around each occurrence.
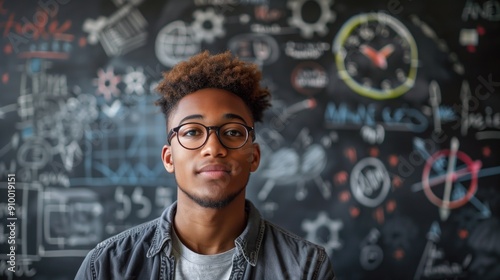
[173,195,247,255]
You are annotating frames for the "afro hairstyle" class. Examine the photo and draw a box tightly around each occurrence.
[155,50,271,126]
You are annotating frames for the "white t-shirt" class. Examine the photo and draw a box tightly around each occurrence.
[172,229,235,280]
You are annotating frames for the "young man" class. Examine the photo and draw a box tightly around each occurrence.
[75,51,335,279]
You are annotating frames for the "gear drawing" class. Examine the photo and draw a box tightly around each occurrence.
[123,67,146,95]
[191,8,225,43]
[287,0,336,38]
[302,211,343,254]
[93,67,121,101]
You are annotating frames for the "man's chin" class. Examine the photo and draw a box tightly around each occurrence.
[193,197,234,209]
[178,185,245,209]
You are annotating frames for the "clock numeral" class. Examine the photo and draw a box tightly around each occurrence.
[381,79,392,91]
[347,62,358,76]
[346,35,360,47]
[403,52,411,64]
[380,27,390,38]
[375,23,390,38]
[398,37,409,48]
[359,26,375,41]
[396,68,406,82]
[362,78,372,88]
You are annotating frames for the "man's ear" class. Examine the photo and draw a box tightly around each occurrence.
[250,143,261,172]
[161,145,174,173]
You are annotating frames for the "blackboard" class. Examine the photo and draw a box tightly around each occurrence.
[1,0,499,279]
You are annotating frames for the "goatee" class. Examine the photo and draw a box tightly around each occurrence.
[177,184,246,209]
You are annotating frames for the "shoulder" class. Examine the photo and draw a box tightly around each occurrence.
[96,218,160,250]
[75,218,163,279]
[87,218,161,267]
[258,219,335,279]
[245,200,329,261]
[262,219,327,255]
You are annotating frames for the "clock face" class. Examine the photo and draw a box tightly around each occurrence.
[333,12,418,99]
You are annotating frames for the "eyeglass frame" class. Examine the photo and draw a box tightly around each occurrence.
[167,122,256,150]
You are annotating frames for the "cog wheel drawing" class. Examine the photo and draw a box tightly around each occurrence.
[287,0,336,38]
[123,67,146,95]
[93,67,121,101]
[302,212,343,254]
[191,8,225,43]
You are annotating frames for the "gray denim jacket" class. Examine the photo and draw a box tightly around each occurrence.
[75,200,336,280]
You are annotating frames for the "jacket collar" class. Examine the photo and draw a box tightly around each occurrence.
[146,200,265,266]
[146,201,176,258]
[234,200,265,266]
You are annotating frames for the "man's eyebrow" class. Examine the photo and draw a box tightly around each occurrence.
[223,113,248,124]
[177,113,248,125]
[178,114,203,125]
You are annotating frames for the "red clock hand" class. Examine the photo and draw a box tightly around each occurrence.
[360,44,395,69]
[379,44,395,59]
[360,44,380,66]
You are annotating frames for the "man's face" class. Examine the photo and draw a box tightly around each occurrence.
[161,88,261,208]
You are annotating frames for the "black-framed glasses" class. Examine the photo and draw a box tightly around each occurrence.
[167,122,255,150]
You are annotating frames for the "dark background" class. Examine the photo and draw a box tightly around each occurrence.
[1,0,499,279]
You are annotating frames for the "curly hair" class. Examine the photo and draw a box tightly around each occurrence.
[155,50,271,125]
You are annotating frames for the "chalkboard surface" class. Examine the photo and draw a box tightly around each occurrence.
[1,0,499,279]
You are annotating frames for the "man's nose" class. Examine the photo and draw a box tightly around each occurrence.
[201,130,227,156]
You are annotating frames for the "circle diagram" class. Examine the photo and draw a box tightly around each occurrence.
[422,149,481,209]
[350,157,391,207]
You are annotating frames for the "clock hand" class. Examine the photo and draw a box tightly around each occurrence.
[359,44,390,70]
[359,44,379,64]
[379,44,395,58]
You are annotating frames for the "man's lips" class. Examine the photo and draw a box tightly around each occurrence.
[197,164,231,178]
[198,164,231,173]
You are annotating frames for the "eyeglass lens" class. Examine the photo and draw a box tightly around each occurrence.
[176,123,249,149]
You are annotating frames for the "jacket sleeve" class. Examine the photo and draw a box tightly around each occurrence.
[74,249,96,280]
[314,248,336,280]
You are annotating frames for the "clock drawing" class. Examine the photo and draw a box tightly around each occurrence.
[333,12,418,99]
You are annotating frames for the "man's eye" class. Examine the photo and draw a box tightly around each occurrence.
[185,130,198,136]
[224,130,243,137]
[181,128,203,137]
